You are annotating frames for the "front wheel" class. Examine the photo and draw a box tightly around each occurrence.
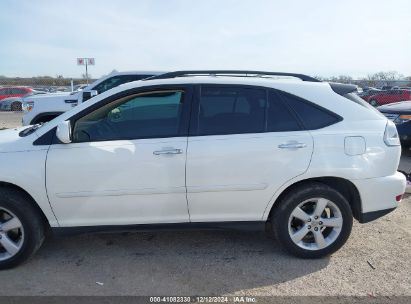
[0,188,46,269]
[11,102,22,112]
[271,182,353,258]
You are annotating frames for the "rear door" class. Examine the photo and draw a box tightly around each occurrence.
[186,85,314,222]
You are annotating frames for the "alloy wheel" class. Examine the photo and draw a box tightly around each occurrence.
[0,207,24,261]
[288,198,343,251]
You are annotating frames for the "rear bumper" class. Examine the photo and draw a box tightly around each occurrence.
[352,171,406,223]
[358,207,396,223]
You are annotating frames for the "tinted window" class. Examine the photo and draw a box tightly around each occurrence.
[73,90,184,142]
[279,92,339,129]
[93,75,151,94]
[197,86,266,135]
[267,92,301,131]
[12,88,26,94]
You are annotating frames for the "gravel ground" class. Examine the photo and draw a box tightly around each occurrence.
[0,111,22,129]
[0,112,410,296]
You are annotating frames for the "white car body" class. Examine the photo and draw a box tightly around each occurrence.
[0,71,406,266]
[21,71,162,126]
[2,75,405,228]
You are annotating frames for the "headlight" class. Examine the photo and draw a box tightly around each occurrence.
[394,115,411,125]
[22,101,34,112]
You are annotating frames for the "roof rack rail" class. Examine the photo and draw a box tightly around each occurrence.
[147,70,321,82]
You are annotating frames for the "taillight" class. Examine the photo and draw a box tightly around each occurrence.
[383,120,400,146]
[396,194,403,202]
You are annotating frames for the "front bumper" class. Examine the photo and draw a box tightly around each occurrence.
[352,171,406,223]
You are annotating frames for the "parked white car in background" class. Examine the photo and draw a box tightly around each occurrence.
[0,70,405,269]
[22,71,162,125]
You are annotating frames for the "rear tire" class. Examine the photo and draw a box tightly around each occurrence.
[271,182,353,258]
[0,188,45,269]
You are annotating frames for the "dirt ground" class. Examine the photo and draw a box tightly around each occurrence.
[0,112,410,296]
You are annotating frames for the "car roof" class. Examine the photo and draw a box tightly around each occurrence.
[103,71,166,76]
[0,86,32,89]
[119,75,329,91]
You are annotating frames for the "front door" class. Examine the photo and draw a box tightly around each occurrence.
[46,87,192,227]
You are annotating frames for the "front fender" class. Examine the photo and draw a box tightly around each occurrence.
[0,149,59,226]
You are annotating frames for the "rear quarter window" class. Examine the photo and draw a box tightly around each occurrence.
[279,92,341,130]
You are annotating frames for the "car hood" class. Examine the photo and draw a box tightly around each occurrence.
[0,127,38,153]
[24,91,75,100]
[0,97,22,104]
[377,100,411,114]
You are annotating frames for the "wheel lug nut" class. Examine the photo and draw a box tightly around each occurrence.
[308,218,311,222]
[314,216,319,220]
[314,227,318,231]
[319,221,323,225]
[307,225,311,229]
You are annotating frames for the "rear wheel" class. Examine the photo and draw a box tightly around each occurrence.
[0,188,45,269]
[271,182,353,258]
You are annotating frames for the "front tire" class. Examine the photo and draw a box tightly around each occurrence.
[271,182,353,258]
[11,102,22,112]
[0,188,45,269]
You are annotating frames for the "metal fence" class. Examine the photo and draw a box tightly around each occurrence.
[0,77,95,93]
[1,76,411,112]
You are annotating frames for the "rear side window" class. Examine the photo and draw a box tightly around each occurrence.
[267,92,301,132]
[279,92,340,129]
[197,86,266,135]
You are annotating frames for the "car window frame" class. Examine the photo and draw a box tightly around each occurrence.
[276,90,343,130]
[91,74,153,94]
[188,84,342,136]
[52,84,194,144]
[189,84,310,137]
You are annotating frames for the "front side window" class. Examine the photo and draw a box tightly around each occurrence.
[73,90,185,142]
[197,86,266,135]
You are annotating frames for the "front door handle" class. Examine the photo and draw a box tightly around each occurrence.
[278,142,307,149]
[153,149,183,155]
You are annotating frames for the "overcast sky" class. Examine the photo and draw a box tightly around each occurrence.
[1,0,410,78]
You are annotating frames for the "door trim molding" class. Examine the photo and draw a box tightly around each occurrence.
[55,186,187,198]
[187,183,268,193]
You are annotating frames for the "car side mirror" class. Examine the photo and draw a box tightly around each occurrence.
[56,121,72,144]
[82,90,98,102]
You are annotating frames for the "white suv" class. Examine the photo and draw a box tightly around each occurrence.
[0,71,405,268]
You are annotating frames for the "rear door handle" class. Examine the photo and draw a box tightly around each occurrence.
[278,142,307,149]
[153,149,183,155]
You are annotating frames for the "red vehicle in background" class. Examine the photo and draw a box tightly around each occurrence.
[0,86,33,101]
[367,89,411,107]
